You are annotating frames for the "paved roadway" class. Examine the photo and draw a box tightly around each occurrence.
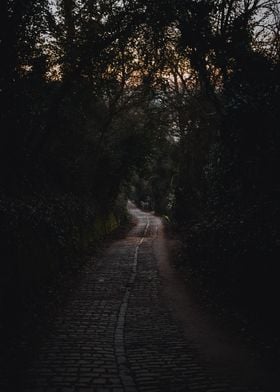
[10,203,273,391]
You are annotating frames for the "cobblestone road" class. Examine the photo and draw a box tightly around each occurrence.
[4,203,273,392]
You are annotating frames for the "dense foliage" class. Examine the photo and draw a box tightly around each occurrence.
[128,0,280,341]
[0,0,162,316]
[1,0,280,345]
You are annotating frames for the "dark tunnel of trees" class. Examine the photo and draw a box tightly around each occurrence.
[0,0,280,358]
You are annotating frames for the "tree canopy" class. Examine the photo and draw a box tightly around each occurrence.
[1,0,280,346]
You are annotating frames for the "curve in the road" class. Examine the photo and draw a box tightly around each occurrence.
[7,202,275,392]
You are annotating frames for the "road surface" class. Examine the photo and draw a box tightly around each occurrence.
[8,202,275,391]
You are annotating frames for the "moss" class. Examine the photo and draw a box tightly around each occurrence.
[87,212,119,243]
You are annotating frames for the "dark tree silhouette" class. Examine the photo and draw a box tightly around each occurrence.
[0,0,279,364]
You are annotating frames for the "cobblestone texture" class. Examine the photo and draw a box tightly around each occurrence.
[1,204,268,391]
